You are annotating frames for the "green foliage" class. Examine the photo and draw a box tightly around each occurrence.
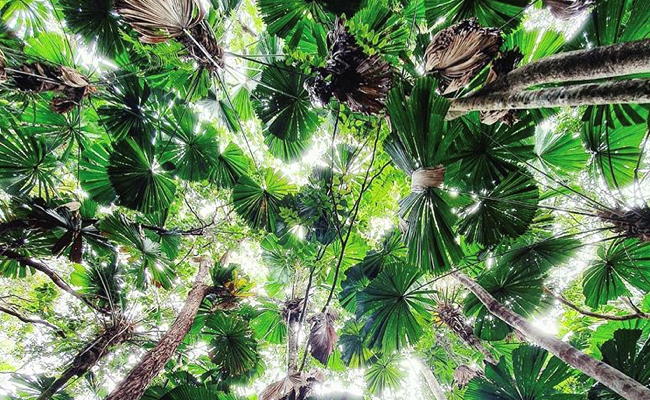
[204,313,259,378]
[0,129,57,199]
[358,262,432,352]
[108,138,177,213]
[364,353,404,395]
[385,77,464,273]
[232,169,294,231]
[424,0,528,30]
[458,172,539,246]
[582,239,650,309]
[465,345,581,399]
[588,329,650,399]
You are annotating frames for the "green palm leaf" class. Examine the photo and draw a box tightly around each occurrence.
[448,114,534,191]
[464,258,551,341]
[99,213,175,289]
[210,141,250,189]
[458,172,539,246]
[158,106,221,182]
[0,130,57,199]
[365,354,404,395]
[424,0,528,30]
[108,138,177,213]
[250,307,286,344]
[358,262,432,352]
[588,329,650,400]
[339,319,375,367]
[59,0,125,56]
[582,239,650,309]
[465,345,581,400]
[253,62,320,142]
[535,122,588,176]
[263,131,312,162]
[385,77,464,273]
[581,116,646,190]
[204,313,259,378]
[79,141,117,205]
[232,169,294,232]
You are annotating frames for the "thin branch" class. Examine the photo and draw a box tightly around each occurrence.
[0,305,65,336]
[0,247,107,315]
[544,288,649,321]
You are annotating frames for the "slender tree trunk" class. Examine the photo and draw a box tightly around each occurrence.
[0,247,104,313]
[419,359,447,400]
[448,79,650,118]
[104,252,229,400]
[38,319,133,400]
[453,272,650,400]
[287,319,300,373]
[482,39,650,93]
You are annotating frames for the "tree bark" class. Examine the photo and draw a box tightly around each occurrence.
[454,272,650,400]
[481,39,650,93]
[448,79,650,118]
[287,319,300,373]
[104,253,225,400]
[0,247,104,314]
[38,318,133,400]
[419,359,447,400]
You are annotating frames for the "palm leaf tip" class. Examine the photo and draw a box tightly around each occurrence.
[305,18,392,115]
[116,0,224,69]
[543,0,595,20]
[425,18,502,94]
[599,206,650,242]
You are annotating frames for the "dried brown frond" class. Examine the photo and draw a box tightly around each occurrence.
[599,207,650,242]
[425,18,502,94]
[116,0,224,69]
[308,309,338,364]
[306,18,392,115]
[543,0,595,19]
[9,63,94,113]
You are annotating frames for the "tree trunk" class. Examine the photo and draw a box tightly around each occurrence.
[482,39,650,93]
[419,359,447,400]
[453,272,650,400]
[448,79,650,118]
[0,247,104,313]
[287,319,300,373]
[104,253,226,400]
[38,318,133,400]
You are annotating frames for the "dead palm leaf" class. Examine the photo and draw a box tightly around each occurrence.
[8,63,93,113]
[308,309,338,364]
[306,18,392,115]
[599,207,650,242]
[116,0,224,69]
[425,18,502,94]
[543,0,595,20]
